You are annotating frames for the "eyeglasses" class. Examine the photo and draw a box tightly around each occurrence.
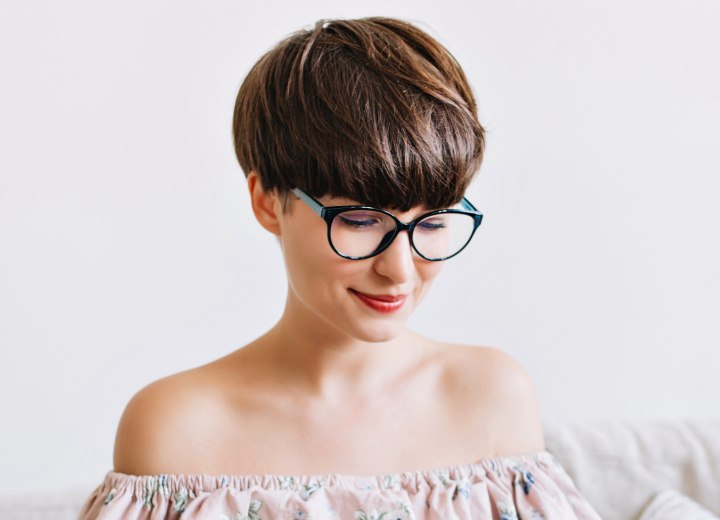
[290,188,483,261]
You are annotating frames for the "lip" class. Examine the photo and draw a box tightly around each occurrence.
[349,289,407,313]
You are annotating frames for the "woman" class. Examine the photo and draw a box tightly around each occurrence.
[78,17,602,519]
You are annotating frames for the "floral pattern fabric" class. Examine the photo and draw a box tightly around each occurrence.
[77,450,602,519]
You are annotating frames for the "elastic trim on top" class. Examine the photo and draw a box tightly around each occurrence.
[101,450,556,497]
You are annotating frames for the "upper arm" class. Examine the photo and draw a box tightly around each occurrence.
[113,377,194,475]
[481,347,546,456]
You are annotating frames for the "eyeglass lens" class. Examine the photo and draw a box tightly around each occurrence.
[329,209,476,260]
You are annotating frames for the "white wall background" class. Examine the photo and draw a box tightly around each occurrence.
[0,0,718,495]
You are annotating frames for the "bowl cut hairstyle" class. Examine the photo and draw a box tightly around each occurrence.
[233,17,485,212]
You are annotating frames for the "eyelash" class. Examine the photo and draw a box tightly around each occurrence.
[339,216,378,228]
[417,221,446,230]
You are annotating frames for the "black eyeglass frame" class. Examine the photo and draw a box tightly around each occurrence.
[290,188,484,261]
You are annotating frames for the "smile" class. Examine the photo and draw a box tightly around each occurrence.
[349,289,407,313]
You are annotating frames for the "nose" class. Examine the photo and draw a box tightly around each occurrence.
[371,229,416,283]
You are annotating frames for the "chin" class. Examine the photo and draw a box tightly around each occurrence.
[351,321,407,344]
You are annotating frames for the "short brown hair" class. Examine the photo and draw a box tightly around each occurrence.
[233,17,485,211]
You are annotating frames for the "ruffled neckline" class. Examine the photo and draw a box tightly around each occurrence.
[103,450,555,491]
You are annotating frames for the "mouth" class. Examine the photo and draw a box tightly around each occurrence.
[349,289,408,313]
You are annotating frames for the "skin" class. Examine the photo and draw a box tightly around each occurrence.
[244,171,446,399]
[112,172,546,476]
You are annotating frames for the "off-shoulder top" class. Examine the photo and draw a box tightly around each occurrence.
[77,450,602,519]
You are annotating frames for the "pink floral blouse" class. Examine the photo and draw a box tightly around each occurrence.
[77,450,602,519]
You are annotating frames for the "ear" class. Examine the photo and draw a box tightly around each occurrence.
[247,172,282,236]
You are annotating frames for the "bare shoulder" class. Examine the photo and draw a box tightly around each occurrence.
[113,368,222,475]
[441,343,546,457]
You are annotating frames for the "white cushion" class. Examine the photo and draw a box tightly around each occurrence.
[543,419,720,520]
[638,489,720,520]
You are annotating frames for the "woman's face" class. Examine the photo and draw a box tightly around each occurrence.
[273,189,445,344]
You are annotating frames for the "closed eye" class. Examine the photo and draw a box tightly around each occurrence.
[338,216,380,228]
[417,219,447,230]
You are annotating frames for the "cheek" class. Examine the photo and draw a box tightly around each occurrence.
[280,222,359,295]
[410,262,443,309]
[417,261,444,283]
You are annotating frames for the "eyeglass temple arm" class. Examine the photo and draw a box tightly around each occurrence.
[290,188,325,217]
[461,197,479,212]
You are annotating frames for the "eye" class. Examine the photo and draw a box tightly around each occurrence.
[417,217,447,230]
[338,215,381,228]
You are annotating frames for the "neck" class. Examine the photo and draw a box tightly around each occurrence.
[246,292,430,404]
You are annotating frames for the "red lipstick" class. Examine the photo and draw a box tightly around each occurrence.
[350,289,407,313]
